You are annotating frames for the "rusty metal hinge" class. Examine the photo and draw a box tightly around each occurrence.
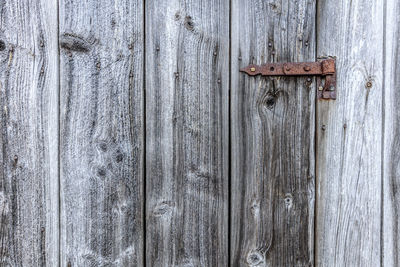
[240,58,336,100]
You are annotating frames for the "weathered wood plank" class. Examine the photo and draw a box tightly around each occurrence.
[145,1,229,266]
[316,1,383,266]
[231,1,316,266]
[0,0,59,266]
[383,0,400,266]
[59,1,144,266]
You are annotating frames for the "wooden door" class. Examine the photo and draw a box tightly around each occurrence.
[0,0,397,266]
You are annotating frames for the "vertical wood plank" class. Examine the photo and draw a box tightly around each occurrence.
[316,1,383,266]
[383,0,400,265]
[0,0,59,266]
[59,1,144,266]
[145,1,229,266]
[231,1,316,266]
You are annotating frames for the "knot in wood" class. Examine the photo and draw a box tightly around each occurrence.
[0,40,5,51]
[247,251,264,265]
[184,16,194,31]
[153,201,173,217]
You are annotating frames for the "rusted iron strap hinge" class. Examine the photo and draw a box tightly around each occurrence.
[240,58,336,100]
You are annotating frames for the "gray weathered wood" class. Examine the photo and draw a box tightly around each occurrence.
[383,0,400,266]
[315,1,383,266]
[0,0,59,266]
[145,0,229,266]
[1,2,398,266]
[59,0,144,266]
[231,1,316,266]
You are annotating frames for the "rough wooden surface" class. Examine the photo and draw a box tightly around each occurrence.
[231,1,316,266]
[383,0,400,266]
[315,1,383,266]
[2,2,400,266]
[145,0,229,266]
[0,0,59,266]
[59,0,144,266]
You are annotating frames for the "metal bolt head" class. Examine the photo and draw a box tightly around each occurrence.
[318,86,323,91]
[321,125,326,131]
[366,81,372,88]
[285,66,291,71]
[304,66,311,71]
[306,77,312,82]
[250,67,256,72]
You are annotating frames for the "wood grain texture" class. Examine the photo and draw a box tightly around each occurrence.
[383,0,400,266]
[145,1,229,266]
[315,1,383,266]
[59,0,144,266]
[0,0,59,266]
[231,1,316,266]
